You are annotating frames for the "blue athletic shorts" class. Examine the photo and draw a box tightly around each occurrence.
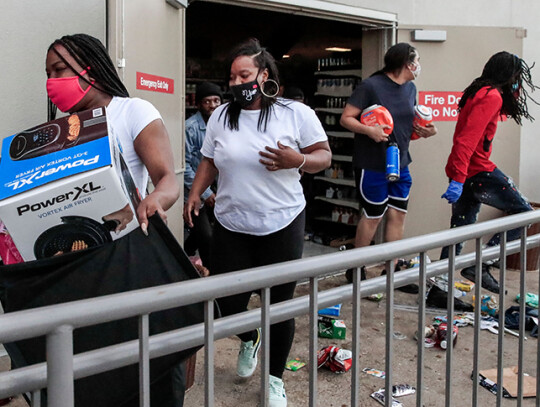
[354,167,412,218]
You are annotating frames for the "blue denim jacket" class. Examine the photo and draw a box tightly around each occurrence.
[184,111,213,202]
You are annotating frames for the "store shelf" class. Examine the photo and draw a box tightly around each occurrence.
[314,176,355,187]
[315,107,343,115]
[332,154,352,162]
[314,69,362,77]
[314,216,357,226]
[315,90,353,98]
[315,196,359,210]
[326,131,354,139]
[186,77,225,83]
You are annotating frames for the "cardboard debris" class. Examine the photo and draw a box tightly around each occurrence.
[479,366,536,398]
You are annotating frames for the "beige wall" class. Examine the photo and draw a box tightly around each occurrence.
[0,1,105,139]
[108,0,185,239]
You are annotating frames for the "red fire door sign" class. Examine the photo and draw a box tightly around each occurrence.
[136,72,175,94]
[418,91,462,121]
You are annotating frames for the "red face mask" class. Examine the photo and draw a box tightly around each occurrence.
[46,69,94,112]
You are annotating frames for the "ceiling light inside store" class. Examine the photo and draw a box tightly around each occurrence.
[325,47,352,52]
[282,54,290,59]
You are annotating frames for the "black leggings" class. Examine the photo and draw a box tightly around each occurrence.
[183,205,214,267]
[210,210,305,378]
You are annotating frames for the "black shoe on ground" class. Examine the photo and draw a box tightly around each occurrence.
[380,267,419,294]
[460,263,500,294]
[345,266,366,283]
[426,286,474,311]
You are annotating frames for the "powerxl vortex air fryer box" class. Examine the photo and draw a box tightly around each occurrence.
[0,107,141,261]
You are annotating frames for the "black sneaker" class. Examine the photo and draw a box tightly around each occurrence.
[345,266,366,283]
[426,286,474,311]
[381,267,419,294]
[460,263,500,294]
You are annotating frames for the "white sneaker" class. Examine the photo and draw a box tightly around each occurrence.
[236,328,261,377]
[269,375,287,407]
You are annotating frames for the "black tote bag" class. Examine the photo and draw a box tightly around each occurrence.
[0,214,207,406]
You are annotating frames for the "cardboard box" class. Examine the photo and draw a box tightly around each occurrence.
[0,107,140,261]
[318,316,347,339]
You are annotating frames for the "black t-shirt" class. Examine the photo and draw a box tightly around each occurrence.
[347,73,416,171]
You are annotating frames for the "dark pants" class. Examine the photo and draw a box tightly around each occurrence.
[210,210,305,379]
[440,168,532,259]
[171,361,186,407]
[184,205,214,267]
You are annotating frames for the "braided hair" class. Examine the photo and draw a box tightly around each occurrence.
[221,38,285,132]
[47,33,129,120]
[459,51,539,125]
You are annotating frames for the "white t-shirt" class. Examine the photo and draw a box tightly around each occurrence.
[106,97,162,196]
[201,99,327,235]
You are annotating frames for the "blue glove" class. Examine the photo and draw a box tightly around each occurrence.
[441,180,464,203]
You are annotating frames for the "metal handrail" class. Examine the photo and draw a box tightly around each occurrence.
[0,210,539,403]
[0,210,539,343]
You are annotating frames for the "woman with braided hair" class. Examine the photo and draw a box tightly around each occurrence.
[46,33,180,235]
[441,51,539,293]
[184,38,331,406]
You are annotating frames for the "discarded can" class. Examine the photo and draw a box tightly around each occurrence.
[436,322,458,349]
[411,105,433,140]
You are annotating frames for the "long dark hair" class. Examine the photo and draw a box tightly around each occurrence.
[47,33,129,120]
[372,42,417,77]
[459,51,538,125]
[221,38,284,132]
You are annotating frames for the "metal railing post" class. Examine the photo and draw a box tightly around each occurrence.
[384,259,395,407]
[518,227,527,406]
[261,287,271,407]
[351,267,361,406]
[46,324,74,407]
[139,314,150,407]
[31,390,41,407]
[416,252,427,407]
[308,277,318,407]
[446,245,456,407]
[472,239,482,406]
[204,300,215,407]
[496,232,507,407]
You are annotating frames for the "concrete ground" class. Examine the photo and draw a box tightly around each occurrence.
[1,241,538,406]
[183,242,539,407]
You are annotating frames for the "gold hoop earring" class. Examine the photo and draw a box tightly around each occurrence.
[261,79,279,98]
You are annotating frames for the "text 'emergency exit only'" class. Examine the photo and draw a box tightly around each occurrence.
[419,91,462,121]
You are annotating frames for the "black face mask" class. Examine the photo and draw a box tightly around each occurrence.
[230,79,261,108]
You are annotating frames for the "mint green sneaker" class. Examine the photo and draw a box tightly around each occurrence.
[236,328,261,377]
[269,375,287,407]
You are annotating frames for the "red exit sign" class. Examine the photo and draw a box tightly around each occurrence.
[419,91,462,121]
[136,72,175,94]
